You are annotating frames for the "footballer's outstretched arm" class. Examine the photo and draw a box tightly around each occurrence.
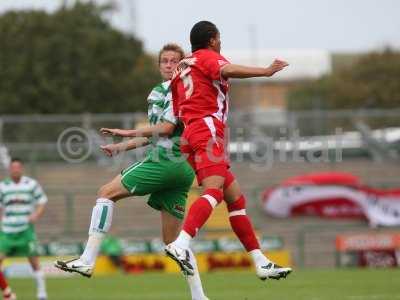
[100,122,175,138]
[100,137,150,157]
[221,59,289,79]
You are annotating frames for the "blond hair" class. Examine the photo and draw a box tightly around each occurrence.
[158,43,185,65]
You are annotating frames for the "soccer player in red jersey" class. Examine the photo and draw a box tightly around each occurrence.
[165,21,292,281]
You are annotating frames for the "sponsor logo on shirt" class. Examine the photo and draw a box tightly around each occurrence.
[174,204,185,214]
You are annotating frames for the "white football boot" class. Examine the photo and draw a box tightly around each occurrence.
[165,243,195,276]
[54,258,93,278]
[256,262,292,281]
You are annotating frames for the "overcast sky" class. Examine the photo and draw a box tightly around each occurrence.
[0,0,399,54]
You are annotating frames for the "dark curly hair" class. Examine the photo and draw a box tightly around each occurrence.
[190,21,219,52]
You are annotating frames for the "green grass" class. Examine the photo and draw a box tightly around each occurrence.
[10,269,400,300]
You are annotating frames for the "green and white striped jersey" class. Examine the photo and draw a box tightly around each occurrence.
[0,176,47,234]
[147,80,183,156]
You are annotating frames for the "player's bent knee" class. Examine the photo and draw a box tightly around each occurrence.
[227,195,246,213]
[97,184,109,198]
[202,179,224,190]
[97,184,118,202]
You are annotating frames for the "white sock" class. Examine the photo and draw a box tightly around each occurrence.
[33,270,47,299]
[80,233,104,266]
[173,230,192,249]
[80,198,114,266]
[249,249,271,267]
[185,249,206,300]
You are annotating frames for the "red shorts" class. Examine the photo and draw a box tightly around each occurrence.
[181,117,229,183]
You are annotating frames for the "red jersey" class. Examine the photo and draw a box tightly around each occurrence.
[171,49,230,125]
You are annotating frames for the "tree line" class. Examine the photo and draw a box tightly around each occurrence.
[288,48,400,110]
[0,2,160,115]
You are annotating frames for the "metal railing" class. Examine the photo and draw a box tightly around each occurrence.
[0,109,399,166]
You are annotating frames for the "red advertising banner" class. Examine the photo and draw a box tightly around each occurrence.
[262,172,400,227]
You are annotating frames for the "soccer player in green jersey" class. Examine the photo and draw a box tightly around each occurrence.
[0,158,48,300]
[55,44,209,300]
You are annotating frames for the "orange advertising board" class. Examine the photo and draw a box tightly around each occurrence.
[336,233,400,251]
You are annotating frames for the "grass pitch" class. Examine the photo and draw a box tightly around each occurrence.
[10,269,400,300]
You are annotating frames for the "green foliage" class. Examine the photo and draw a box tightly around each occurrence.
[289,48,400,110]
[0,2,160,114]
